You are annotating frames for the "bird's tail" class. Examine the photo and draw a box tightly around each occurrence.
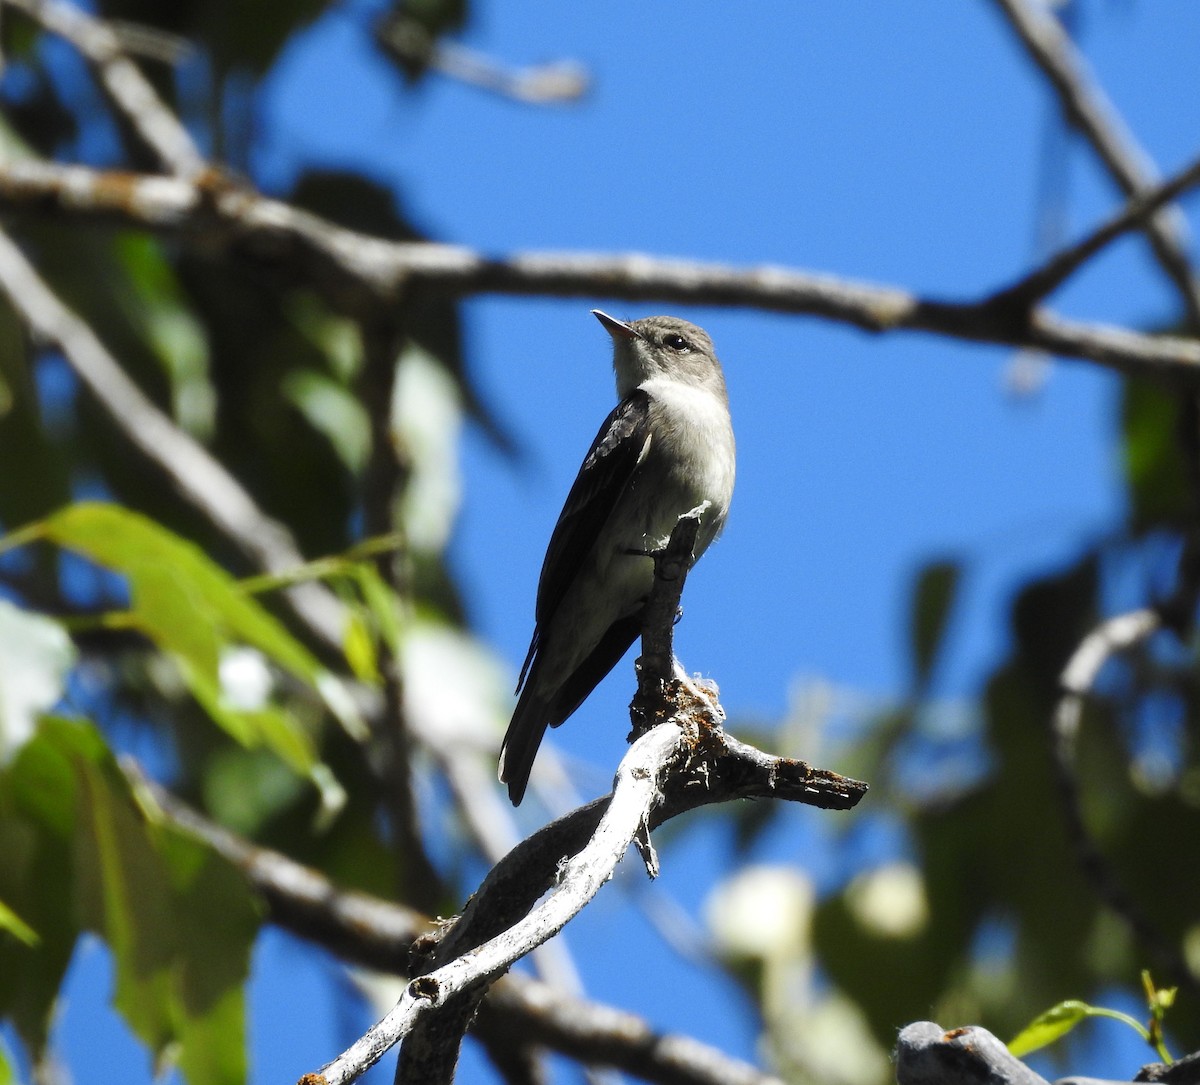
[499,682,551,806]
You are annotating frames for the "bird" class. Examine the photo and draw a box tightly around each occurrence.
[499,309,735,805]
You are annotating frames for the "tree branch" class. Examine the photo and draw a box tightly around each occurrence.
[4,0,205,178]
[2,161,1200,379]
[480,978,785,1085]
[895,1021,1049,1085]
[986,153,1200,311]
[991,0,1200,329]
[398,511,710,1083]
[374,15,588,105]
[138,771,430,972]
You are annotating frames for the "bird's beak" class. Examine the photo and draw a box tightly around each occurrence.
[592,309,641,340]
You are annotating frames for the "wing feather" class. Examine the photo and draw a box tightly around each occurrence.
[532,389,652,631]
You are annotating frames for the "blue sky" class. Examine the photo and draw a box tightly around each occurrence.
[41,2,1200,1083]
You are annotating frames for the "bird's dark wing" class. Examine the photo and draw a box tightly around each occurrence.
[531,389,652,631]
[504,391,652,804]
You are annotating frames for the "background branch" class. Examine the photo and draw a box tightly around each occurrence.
[4,0,205,178]
[992,0,1200,329]
[374,14,588,105]
[3,162,1200,379]
[987,154,1200,311]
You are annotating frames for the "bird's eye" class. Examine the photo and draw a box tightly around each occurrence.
[663,334,689,351]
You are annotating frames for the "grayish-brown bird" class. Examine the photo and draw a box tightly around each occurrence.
[499,310,735,805]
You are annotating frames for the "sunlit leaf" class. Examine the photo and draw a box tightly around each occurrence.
[353,562,406,658]
[342,609,380,683]
[0,1036,16,1085]
[3,503,365,780]
[1007,1000,1091,1056]
[63,717,258,1085]
[0,899,38,947]
[395,343,462,553]
[0,716,260,1079]
[283,369,371,474]
[0,600,75,763]
[115,235,214,439]
[1008,998,1152,1059]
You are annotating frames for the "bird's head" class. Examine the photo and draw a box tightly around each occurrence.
[592,310,727,401]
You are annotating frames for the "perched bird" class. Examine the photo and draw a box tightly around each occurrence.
[499,310,735,805]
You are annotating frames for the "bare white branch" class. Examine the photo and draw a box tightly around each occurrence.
[312,723,687,1085]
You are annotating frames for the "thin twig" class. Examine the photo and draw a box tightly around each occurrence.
[0,223,347,653]
[991,0,1200,329]
[375,15,588,105]
[4,0,205,178]
[2,162,1200,380]
[988,153,1200,310]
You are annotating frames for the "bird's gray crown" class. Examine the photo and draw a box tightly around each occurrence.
[594,311,727,400]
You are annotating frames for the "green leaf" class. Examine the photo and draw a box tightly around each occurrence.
[5,503,364,781]
[115,234,214,439]
[353,562,406,659]
[1007,1000,1092,1056]
[1121,379,1191,530]
[282,369,371,473]
[0,1036,16,1085]
[0,717,261,1080]
[63,718,258,1085]
[285,292,363,381]
[910,559,961,689]
[1008,999,1151,1058]
[342,609,380,683]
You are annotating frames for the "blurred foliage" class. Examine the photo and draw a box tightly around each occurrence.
[95,0,331,74]
[706,376,1200,1080]
[0,3,485,1082]
[0,2,1197,1085]
[0,718,259,1075]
